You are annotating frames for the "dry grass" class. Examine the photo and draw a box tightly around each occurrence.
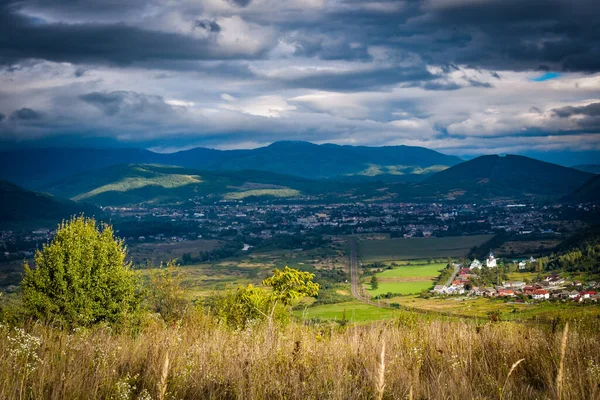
[1,314,599,400]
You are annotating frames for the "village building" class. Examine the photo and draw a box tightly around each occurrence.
[486,251,497,268]
[469,259,482,270]
[532,289,550,300]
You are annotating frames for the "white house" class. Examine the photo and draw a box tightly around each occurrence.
[486,251,497,268]
[470,259,482,270]
[518,260,527,270]
[532,290,550,300]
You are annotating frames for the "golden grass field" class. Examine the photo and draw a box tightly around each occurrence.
[1,311,599,399]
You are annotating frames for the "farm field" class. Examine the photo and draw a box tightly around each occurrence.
[366,262,447,296]
[295,300,398,322]
[368,281,437,296]
[376,262,445,278]
[359,234,494,262]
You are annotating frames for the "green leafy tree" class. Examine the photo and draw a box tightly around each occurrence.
[210,266,320,328]
[371,275,379,290]
[262,266,320,306]
[148,260,187,322]
[209,284,276,329]
[21,216,141,327]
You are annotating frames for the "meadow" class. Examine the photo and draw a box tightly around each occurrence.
[2,311,599,399]
[295,300,398,322]
[365,262,447,296]
[359,235,494,262]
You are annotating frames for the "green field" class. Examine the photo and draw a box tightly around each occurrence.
[295,301,398,322]
[368,281,436,296]
[376,262,445,278]
[366,262,446,296]
[359,235,494,262]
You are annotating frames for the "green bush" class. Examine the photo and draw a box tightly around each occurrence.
[21,216,142,327]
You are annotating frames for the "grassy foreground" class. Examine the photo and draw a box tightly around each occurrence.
[1,314,599,399]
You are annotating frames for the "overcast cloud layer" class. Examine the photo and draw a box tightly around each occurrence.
[1,0,600,161]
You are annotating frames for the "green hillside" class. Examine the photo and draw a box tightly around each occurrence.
[419,154,595,201]
[43,164,338,206]
[0,180,100,227]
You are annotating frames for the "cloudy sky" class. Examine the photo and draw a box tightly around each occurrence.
[1,0,599,163]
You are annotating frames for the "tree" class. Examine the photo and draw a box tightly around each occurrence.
[371,275,379,290]
[21,216,141,327]
[148,260,187,322]
[209,284,275,329]
[262,266,320,307]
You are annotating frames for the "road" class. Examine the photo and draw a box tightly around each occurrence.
[348,238,391,308]
[443,263,461,287]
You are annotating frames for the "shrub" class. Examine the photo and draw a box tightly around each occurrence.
[148,261,187,322]
[21,216,142,327]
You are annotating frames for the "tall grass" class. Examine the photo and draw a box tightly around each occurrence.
[0,314,599,399]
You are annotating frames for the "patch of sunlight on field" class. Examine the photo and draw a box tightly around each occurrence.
[368,281,434,296]
[74,174,202,201]
[295,301,398,322]
[376,263,446,278]
[224,189,301,200]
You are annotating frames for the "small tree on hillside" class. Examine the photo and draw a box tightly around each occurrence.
[148,260,187,322]
[371,275,379,290]
[21,216,141,327]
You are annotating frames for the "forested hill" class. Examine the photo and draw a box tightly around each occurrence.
[0,180,100,227]
[0,142,461,188]
[423,154,594,200]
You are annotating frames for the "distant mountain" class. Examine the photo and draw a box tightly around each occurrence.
[43,164,357,206]
[572,164,600,174]
[0,180,100,227]
[0,142,461,188]
[420,155,595,201]
[174,141,462,180]
[561,175,600,203]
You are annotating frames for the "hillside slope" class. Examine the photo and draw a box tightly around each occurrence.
[420,154,594,200]
[0,180,100,226]
[561,174,600,203]
[43,164,355,206]
[572,164,600,174]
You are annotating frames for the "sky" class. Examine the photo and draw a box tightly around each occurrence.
[1,0,600,164]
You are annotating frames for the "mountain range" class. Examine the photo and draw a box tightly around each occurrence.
[37,154,596,207]
[1,143,598,226]
[0,141,462,188]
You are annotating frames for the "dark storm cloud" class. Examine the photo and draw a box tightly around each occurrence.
[229,0,252,7]
[80,91,176,117]
[0,113,5,122]
[194,19,221,33]
[0,2,265,66]
[551,102,600,130]
[1,0,599,74]
[308,0,600,72]
[10,108,43,120]
[552,102,600,118]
